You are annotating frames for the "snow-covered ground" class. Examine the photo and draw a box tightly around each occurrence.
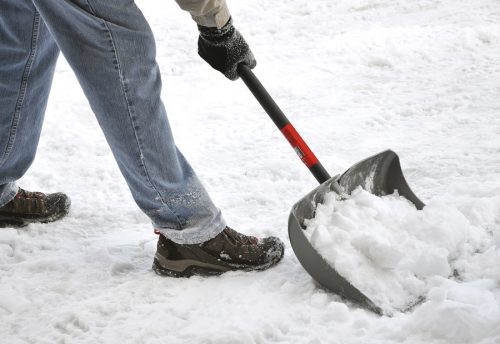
[1,0,499,343]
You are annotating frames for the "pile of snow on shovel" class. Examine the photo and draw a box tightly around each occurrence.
[304,188,499,314]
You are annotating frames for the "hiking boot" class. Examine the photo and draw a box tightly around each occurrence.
[0,188,71,227]
[152,226,284,277]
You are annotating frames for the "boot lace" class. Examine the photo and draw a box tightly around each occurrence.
[223,227,258,245]
[15,188,44,200]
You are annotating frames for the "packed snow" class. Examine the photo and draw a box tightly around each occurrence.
[1,0,499,343]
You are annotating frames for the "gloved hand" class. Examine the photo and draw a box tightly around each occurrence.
[198,18,256,80]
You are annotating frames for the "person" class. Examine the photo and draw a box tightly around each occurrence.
[0,0,284,277]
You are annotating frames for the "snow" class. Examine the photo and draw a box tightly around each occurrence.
[1,0,499,343]
[304,188,499,314]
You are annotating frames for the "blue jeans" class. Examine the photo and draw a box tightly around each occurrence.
[0,0,226,244]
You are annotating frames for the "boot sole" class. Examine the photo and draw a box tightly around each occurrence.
[152,246,285,278]
[0,199,71,228]
[152,258,225,277]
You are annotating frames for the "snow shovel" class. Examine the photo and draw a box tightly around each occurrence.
[237,64,425,315]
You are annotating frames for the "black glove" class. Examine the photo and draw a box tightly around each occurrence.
[198,18,256,81]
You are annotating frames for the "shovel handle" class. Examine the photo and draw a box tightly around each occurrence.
[237,64,331,184]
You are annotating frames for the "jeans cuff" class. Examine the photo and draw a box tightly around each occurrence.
[156,210,226,244]
[0,182,19,207]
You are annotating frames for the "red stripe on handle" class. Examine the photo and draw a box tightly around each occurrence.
[280,123,319,168]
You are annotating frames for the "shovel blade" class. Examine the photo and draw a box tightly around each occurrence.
[337,149,424,210]
[288,150,424,314]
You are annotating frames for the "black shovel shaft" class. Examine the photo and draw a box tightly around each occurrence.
[237,64,331,184]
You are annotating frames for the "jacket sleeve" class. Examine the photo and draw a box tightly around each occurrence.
[174,0,231,29]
